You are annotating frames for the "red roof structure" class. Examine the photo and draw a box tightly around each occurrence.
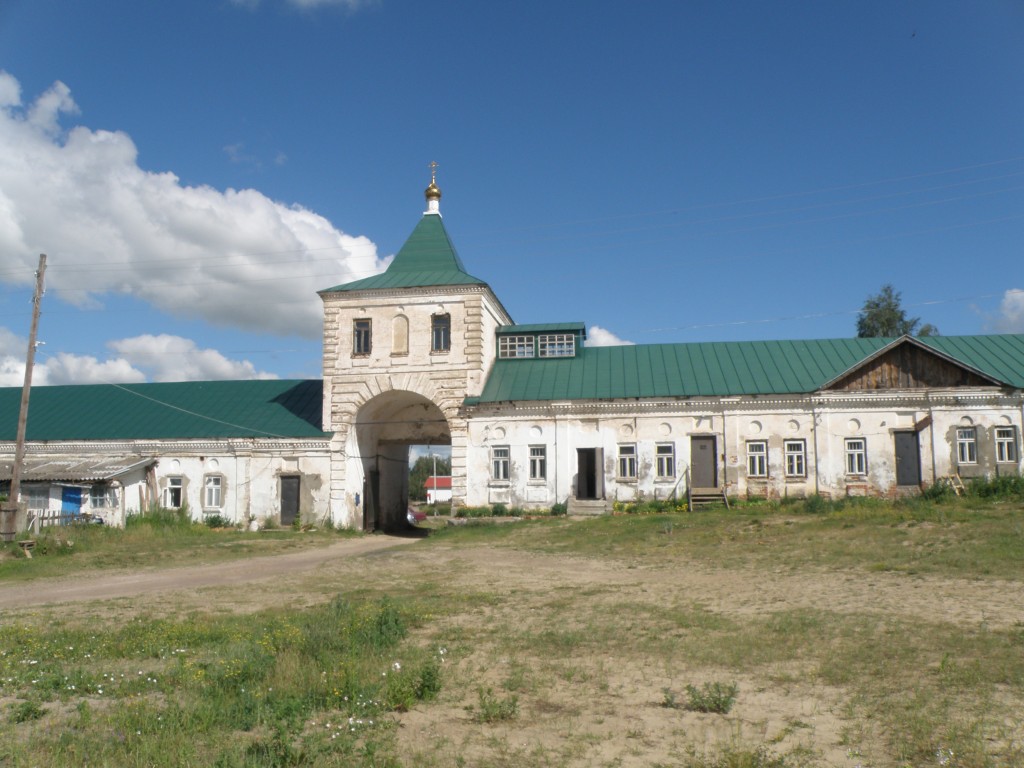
[424,476,452,490]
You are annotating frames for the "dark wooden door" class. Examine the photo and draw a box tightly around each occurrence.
[690,436,718,488]
[894,432,921,486]
[280,476,300,527]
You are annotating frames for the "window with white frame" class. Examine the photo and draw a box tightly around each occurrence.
[538,333,576,358]
[24,485,49,511]
[204,475,223,508]
[746,440,768,478]
[353,318,372,356]
[431,313,451,352]
[784,440,806,478]
[90,484,118,509]
[618,444,637,479]
[164,476,183,508]
[656,443,675,478]
[845,438,867,475]
[529,445,547,480]
[995,427,1018,463]
[498,335,535,358]
[491,446,510,481]
[956,427,977,464]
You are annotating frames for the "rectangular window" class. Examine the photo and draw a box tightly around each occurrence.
[431,313,451,352]
[845,438,867,475]
[89,484,118,509]
[498,335,535,358]
[538,333,576,358]
[956,428,977,464]
[204,475,223,508]
[784,440,806,478]
[529,445,547,480]
[24,485,49,511]
[491,446,510,481]
[746,440,768,478]
[164,477,183,508]
[353,318,372,356]
[618,444,637,479]
[656,443,675,478]
[995,427,1018,463]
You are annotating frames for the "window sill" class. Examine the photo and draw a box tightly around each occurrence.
[654,477,676,483]
[616,477,638,484]
[488,481,510,488]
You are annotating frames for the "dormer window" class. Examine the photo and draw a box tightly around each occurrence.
[499,336,535,359]
[538,334,575,358]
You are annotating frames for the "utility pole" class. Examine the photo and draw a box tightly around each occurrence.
[1,254,46,542]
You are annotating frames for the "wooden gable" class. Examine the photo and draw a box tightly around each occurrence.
[827,340,995,391]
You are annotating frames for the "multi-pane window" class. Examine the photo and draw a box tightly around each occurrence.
[164,477,183,508]
[784,440,806,478]
[24,485,49,511]
[538,334,575,358]
[529,445,547,480]
[845,439,867,475]
[431,314,451,352]
[746,441,768,477]
[498,335,535,358]
[618,444,637,478]
[656,443,675,478]
[491,446,510,481]
[956,428,977,464]
[90,484,117,509]
[353,318,372,356]
[995,427,1018,463]
[204,475,223,508]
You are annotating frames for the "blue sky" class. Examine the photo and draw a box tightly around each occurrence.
[1,0,1022,386]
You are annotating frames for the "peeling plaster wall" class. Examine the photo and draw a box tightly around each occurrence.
[462,390,1023,507]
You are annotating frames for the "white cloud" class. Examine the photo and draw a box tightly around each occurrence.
[994,289,1024,333]
[0,328,276,385]
[109,334,278,382]
[585,325,634,347]
[0,72,386,339]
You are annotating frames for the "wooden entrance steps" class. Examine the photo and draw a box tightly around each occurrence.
[568,498,611,516]
[687,487,730,510]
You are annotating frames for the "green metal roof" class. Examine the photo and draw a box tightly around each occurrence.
[0,379,328,441]
[321,214,487,293]
[497,322,587,336]
[471,335,1024,403]
[920,334,1024,388]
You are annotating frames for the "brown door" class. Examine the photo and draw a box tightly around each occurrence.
[894,431,921,486]
[280,476,300,526]
[690,436,718,488]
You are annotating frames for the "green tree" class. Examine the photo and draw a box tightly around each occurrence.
[408,454,452,501]
[856,284,938,338]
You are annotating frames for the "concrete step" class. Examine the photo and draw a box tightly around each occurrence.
[568,498,610,516]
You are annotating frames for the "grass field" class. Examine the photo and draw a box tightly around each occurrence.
[1,494,1022,767]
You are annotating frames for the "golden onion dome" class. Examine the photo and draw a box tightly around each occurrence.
[425,180,442,202]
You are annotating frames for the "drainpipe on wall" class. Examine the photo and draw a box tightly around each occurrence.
[811,399,821,497]
[927,392,938,486]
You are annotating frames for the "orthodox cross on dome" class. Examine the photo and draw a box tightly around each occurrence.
[424,160,442,214]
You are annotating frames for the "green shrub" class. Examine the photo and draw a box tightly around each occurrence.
[683,681,738,714]
[550,501,567,516]
[455,506,491,518]
[471,686,519,723]
[128,506,192,529]
[802,494,828,515]
[966,475,1024,500]
[204,514,228,528]
[491,503,508,517]
[9,699,45,723]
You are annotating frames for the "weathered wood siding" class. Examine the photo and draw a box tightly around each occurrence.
[829,345,990,390]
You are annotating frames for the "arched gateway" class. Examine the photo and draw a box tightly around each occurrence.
[318,175,512,530]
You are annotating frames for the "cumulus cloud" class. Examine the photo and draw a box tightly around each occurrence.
[0,329,276,386]
[0,72,385,339]
[994,289,1024,333]
[585,325,634,347]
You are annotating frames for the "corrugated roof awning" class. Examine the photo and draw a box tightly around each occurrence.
[0,456,153,483]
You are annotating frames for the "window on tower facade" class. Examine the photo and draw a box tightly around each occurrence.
[432,313,451,352]
[353,319,372,356]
